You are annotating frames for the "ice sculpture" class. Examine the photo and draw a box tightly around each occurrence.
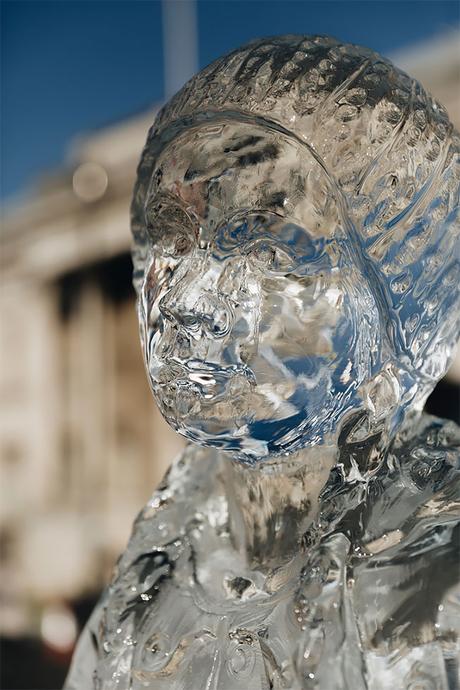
[65,36,460,689]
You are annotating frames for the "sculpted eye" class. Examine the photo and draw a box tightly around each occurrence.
[246,241,294,273]
[249,244,275,266]
[172,232,193,257]
[151,227,195,260]
[145,194,197,257]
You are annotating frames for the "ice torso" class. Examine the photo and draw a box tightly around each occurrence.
[65,415,460,690]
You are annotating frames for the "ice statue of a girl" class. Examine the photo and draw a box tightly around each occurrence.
[66,35,460,690]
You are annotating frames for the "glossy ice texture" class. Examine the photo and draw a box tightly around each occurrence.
[65,36,460,689]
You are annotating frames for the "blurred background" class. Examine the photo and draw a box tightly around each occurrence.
[1,1,459,687]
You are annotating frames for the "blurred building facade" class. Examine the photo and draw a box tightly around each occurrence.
[1,110,184,641]
[1,32,459,643]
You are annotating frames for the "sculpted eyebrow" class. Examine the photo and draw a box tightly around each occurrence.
[237,143,280,167]
[223,135,263,153]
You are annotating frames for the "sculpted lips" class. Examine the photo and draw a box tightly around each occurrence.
[154,358,253,398]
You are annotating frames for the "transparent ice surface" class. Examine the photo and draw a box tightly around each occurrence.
[65,36,460,689]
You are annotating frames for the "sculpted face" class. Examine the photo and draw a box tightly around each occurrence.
[138,121,382,461]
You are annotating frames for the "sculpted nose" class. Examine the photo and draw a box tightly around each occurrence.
[158,287,199,332]
[159,287,232,338]
[196,292,233,338]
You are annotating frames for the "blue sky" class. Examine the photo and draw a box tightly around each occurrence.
[2,0,459,200]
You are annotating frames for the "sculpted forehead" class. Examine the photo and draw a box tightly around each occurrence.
[147,122,342,240]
